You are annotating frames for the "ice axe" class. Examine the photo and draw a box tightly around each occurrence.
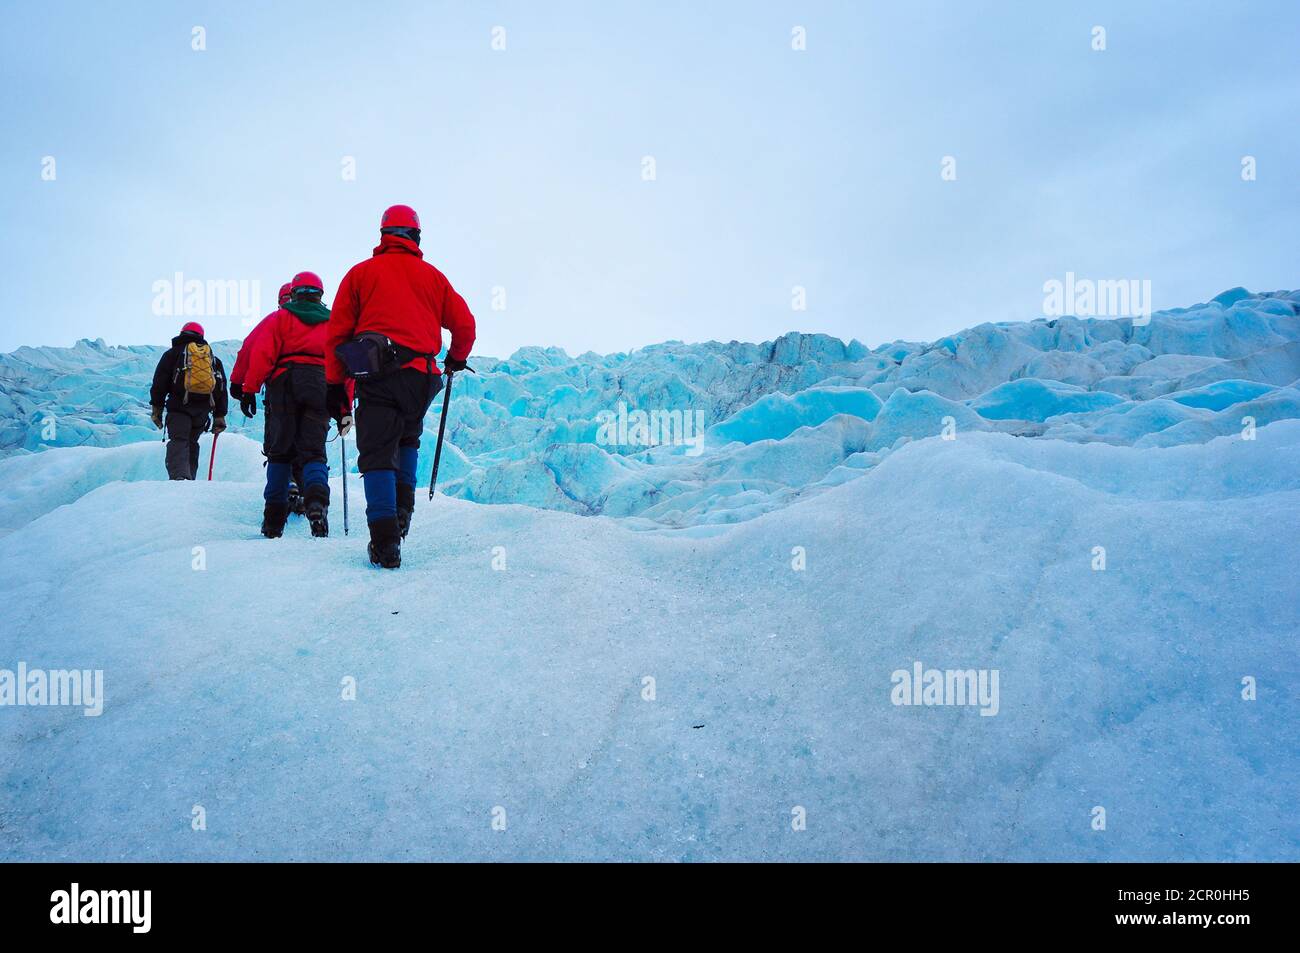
[207,431,219,481]
[340,435,349,536]
[428,365,472,501]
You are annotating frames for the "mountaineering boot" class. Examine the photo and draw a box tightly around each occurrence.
[261,501,290,539]
[396,483,415,539]
[287,481,305,516]
[396,446,420,538]
[262,461,292,535]
[304,484,330,538]
[367,517,402,569]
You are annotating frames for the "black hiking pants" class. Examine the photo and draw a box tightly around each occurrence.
[354,368,442,473]
[164,403,212,480]
[264,365,330,470]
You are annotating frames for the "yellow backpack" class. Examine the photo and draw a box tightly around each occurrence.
[180,342,217,402]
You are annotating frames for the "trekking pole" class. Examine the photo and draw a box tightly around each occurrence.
[428,371,455,501]
[340,435,349,536]
[207,432,219,481]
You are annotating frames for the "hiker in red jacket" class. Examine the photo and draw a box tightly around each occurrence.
[325,204,476,568]
[243,271,336,539]
[230,282,310,513]
[229,281,291,409]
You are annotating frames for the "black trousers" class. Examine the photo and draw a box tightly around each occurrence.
[164,404,211,480]
[264,365,329,468]
[355,368,442,473]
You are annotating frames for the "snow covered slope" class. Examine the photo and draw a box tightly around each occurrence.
[3,287,1297,527]
[0,422,1295,861]
[0,289,1296,860]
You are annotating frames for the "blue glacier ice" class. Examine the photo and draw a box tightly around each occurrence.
[970,378,1125,422]
[3,288,1296,527]
[0,289,1296,860]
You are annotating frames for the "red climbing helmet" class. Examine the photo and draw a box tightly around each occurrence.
[278,282,292,305]
[381,204,420,230]
[181,321,205,337]
[290,271,323,294]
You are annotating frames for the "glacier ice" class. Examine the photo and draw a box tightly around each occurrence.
[0,421,1294,860]
[0,288,1296,861]
[3,288,1295,529]
[970,378,1125,422]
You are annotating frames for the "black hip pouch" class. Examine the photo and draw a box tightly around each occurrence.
[335,332,400,380]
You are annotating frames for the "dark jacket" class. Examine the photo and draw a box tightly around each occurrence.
[150,331,229,416]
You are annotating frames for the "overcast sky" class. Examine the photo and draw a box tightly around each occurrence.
[1,0,1296,356]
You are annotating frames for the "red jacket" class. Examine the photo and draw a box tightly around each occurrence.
[325,234,476,385]
[230,311,278,390]
[242,307,329,393]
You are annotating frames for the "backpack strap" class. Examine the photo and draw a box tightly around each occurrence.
[176,345,190,403]
[391,343,437,367]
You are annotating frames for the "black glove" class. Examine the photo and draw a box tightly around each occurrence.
[210,416,227,435]
[229,382,244,400]
[240,393,257,418]
[443,357,468,374]
[326,383,351,423]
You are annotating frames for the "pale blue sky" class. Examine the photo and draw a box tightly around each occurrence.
[1,0,1296,356]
